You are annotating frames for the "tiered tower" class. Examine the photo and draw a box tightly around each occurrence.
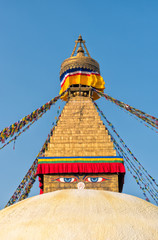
[36,35,125,193]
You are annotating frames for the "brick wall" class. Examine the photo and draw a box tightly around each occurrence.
[44,173,119,193]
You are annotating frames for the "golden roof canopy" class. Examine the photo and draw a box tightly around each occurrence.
[60,35,100,76]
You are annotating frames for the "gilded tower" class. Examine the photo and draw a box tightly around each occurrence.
[36,35,125,193]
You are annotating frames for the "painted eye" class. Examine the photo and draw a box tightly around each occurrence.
[85,177,106,183]
[56,177,76,183]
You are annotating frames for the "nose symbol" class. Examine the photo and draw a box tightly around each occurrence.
[77,182,85,190]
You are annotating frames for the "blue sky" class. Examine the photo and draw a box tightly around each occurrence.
[0,1,158,208]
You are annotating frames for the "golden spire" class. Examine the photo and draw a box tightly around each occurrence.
[60,35,100,76]
[71,34,90,57]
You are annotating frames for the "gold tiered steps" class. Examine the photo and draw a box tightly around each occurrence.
[45,96,116,157]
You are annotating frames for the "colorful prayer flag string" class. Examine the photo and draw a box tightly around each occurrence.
[94,101,158,205]
[94,101,158,189]
[114,141,158,204]
[5,108,62,207]
[0,89,68,144]
[117,102,158,133]
[5,159,38,207]
[93,89,158,132]
[0,112,44,151]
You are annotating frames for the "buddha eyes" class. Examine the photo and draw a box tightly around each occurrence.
[85,177,107,183]
[56,177,76,183]
[55,177,108,183]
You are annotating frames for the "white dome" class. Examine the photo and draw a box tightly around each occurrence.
[0,190,158,240]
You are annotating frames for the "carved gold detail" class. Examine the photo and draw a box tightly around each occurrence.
[60,35,100,76]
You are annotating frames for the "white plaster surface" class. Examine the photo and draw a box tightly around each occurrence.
[0,190,158,240]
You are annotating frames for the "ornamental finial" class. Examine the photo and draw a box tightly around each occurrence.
[71,35,90,57]
[60,35,99,76]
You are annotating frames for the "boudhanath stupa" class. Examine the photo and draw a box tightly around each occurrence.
[0,35,157,240]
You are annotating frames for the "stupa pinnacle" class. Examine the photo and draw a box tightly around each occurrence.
[59,35,105,100]
[60,35,100,75]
